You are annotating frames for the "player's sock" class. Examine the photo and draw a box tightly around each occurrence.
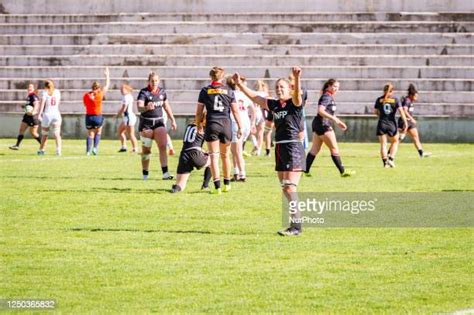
[388,156,394,162]
[93,134,101,149]
[86,137,92,153]
[382,157,388,166]
[223,178,230,186]
[331,154,345,174]
[143,170,149,176]
[16,134,24,146]
[265,148,270,156]
[202,167,212,188]
[214,179,221,190]
[418,149,423,157]
[250,135,258,147]
[161,166,168,174]
[305,153,316,173]
[34,136,41,144]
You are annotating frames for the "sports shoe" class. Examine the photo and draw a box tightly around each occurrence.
[238,177,246,182]
[92,147,98,155]
[162,172,174,180]
[304,172,312,177]
[37,150,45,156]
[387,159,396,168]
[277,227,301,236]
[230,174,239,182]
[56,150,62,156]
[210,188,222,195]
[143,175,149,180]
[9,145,19,150]
[170,184,181,193]
[169,148,175,156]
[341,169,356,177]
[201,184,210,191]
[223,184,231,192]
[421,152,432,158]
[384,163,390,168]
[118,147,127,152]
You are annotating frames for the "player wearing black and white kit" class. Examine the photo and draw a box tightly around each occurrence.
[305,79,354,177]
[398,84,431,158]
[234,67,305,236]
[170,121,212,193]
[374,83,408,168]
[9,83,41,150]
[195,67,242,194]
[137,72,177,180]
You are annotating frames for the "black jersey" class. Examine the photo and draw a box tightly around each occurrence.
[314,92,336,127]
[401,96,415,115]
[267,98,304,142]
[198,82,235,122]
[182,123,205,151]
[374,96,401,123]
[25,93,39,109]
[137,86,167,119]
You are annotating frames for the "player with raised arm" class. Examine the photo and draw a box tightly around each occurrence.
[137,72,177,180]
[234,67,305,236]
[195,67,242,194]
[374,83,408,168]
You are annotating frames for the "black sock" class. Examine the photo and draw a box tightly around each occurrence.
[34,137,41,144]
[388,156,394,161]
[242,141,247,150]
[15,134,24,146]
[418,149,423,157]
[142,170,149,176]
[214,179,221,190]
[305,153,316,173]
[331,154,345,174]
[223,178,230,186]
[382,158,388,166]
[161,166,168,174]
[265,148,270,155]
[202,167,212,188]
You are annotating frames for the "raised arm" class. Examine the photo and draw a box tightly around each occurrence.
[291,66,302,107]
[102,67,110,95]
[233,73,268,110]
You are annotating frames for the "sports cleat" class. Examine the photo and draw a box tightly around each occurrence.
[304,172,312,177]
[162,172,174,180]
[223,184,231,192]
[210,188,222,195]
[230,174,239,182]
[201,184,210,191]
[143,175,149,180]
[92,147,98,155]
[118,147,127,152]
[421,152,432,158]
[277,227,301,236]
[56,150,62,156]
[9,145,19,150]
[37,150,45,156]
[387,159,396,168]
[341,169,356,177]
[238,177,247,183]
[384,163,390,168]
[170,184,182,193]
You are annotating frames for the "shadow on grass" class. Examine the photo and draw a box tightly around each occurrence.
[70,227,212,234]
[37,188,172,194]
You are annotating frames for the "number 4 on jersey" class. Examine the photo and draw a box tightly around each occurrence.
[213,96,224,112]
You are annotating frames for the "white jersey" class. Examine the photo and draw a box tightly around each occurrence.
[231,90,252,126]
[122,94,136,119]
[42,89,61,114]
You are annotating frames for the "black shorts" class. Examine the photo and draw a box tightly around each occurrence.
[265,109,274,122]
[177,150,208,174]
[22,114,39,127]
[398,118,416,130]
[85,115,104,129]
[376,120,398,137]
[275,141,305,172]
[138,116,165,132]
[312,118,333,136]
[205,119,232,144]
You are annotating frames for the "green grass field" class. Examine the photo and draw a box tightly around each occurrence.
[1,139,473,313]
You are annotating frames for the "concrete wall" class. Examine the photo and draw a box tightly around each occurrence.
[1,0,473,14]
[1,113,473,143]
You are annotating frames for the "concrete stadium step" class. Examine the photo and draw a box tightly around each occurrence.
[2,55,471,67]
[3,78,471,92]
[1,101,473,117]
[2,33,472,46]
[3,89,472,104]
[3,66,472,79]
[2,12,473,23]
[2,21,473,34]
[1,44,472,56]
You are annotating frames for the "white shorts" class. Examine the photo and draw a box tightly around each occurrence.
[255,108,264,125]
[232,120,250,143]
[41,112,62,128]
[123,115,137,126]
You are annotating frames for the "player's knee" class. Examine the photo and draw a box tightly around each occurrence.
[140,135,153,148]
[280,179,297,192]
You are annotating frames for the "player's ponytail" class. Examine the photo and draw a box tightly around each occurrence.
[321,78,337,94]
[122,84,133,94]
[44,79,55,96]
[383,83,394,104]
[226,75,236,90]
[209,66,225,81]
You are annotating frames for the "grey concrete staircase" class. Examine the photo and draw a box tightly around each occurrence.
[0,6,473,118]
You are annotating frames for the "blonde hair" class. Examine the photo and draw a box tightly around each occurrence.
[44,79,55,95]
[121,84,133,93]
[148,71,159,82]
[91,81,101,90]
[383,83,394,103]
[209,66,225,81]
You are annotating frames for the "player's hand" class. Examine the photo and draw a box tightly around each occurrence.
[292,66,301,78]
[412,118,417,124]
[336,119,347,131]
[237,127,243,139]
[38,114,43,122]
[171,120,177,131]
[104,66,109,77]
[145,103,155,111]
[403,125,408,133]
[232,73,242,85]
[197,125,204,134]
